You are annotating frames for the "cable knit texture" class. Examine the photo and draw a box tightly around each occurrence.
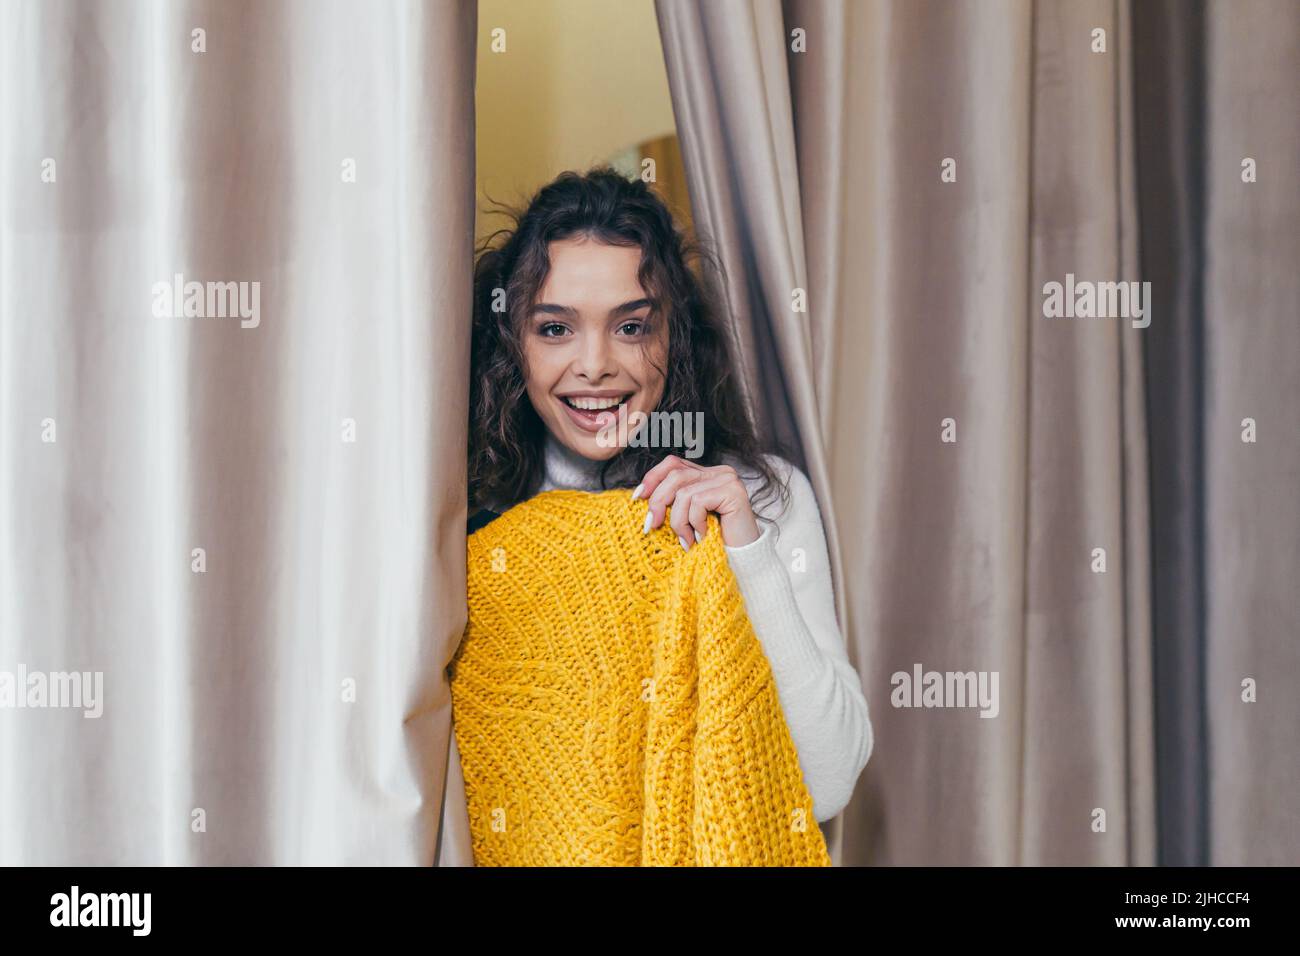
[450,488,832,866]
[530,434,874,822]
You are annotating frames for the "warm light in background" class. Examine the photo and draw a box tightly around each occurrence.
[475,0,693,243]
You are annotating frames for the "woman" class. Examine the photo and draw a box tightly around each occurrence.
[467,166,872,823]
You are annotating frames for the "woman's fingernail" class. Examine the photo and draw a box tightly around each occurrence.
[631,483,644,501]
[642,510,653,534]
[679,535,689,551]
[694,529,703,543]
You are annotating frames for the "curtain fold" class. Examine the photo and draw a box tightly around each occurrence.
[657,0,1157,864]
[0,0,477,864]
[1132,0,1211,867]
[1201,0,1300,866]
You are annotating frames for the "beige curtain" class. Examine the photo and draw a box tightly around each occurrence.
[657,0,1157,865]
[0,0,476,864]
[1130,0,1300,866]
[1202,2,1300,866]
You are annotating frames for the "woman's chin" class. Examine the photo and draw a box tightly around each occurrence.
[560,430,621,461]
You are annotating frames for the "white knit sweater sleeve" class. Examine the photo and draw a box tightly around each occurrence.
[723,456,873,822]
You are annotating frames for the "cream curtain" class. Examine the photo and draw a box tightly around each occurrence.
[0,0,476,864]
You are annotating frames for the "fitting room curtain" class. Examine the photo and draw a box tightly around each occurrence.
[0,0,476,864]
[658,0,1298,865]
[1130,0,1300,870]
[1194,2,1299,866]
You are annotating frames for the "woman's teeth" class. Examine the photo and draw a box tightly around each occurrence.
[563,396,626,410]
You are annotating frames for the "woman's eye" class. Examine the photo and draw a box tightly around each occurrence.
[538,322,569,337]
[616,320,647,336]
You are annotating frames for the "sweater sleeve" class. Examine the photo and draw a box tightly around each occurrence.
[722,458,874,822]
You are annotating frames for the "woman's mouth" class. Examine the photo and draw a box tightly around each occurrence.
[558,394,632,432]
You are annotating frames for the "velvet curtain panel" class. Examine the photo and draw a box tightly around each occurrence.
[656,0,1298,865]
[1197,1,1300,867]
[0,0,477,864]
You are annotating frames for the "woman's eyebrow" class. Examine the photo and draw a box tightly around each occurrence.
[528,302,578,318]
[528,298,654,318]
[610,298,653,316]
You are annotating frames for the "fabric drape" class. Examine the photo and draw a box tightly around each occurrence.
[1131,0,1211,867]
[658,0,1298,866]
[1198,0,1300,867]
[657,0,1164,865]
[0,0,477,864]
[1131,0,1300,869]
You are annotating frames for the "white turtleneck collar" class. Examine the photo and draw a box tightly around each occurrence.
[538,433,608,493]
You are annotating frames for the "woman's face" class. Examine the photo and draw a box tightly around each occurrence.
[521,237,668,461]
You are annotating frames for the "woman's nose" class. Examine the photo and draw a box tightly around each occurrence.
[574,334,616,381]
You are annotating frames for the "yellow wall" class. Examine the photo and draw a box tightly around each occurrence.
[475,0,678,242]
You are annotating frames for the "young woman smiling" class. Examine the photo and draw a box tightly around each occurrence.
[467,167,873,822]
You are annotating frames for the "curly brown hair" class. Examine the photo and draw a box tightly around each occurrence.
[469,166,787,515]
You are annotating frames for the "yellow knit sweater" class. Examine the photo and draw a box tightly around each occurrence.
[449,488,831,866]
